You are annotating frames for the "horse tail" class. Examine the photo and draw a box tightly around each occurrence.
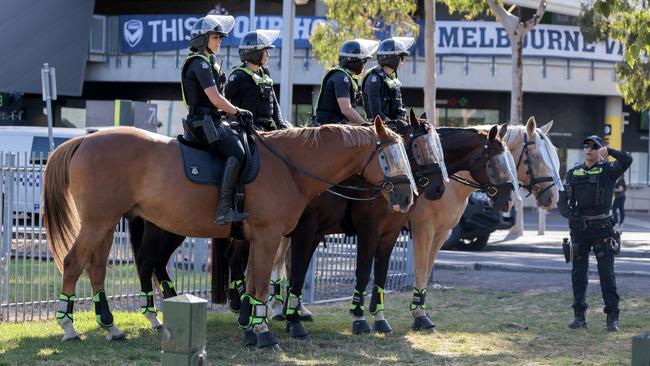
[43,137,84,272]
[211,238,230,304]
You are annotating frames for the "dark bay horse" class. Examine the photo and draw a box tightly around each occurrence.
[42,119,415,348]
[278,124,515,338]
[406,117,561,332]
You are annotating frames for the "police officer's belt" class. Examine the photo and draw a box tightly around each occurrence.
[189,106,221,117]
[583,212,612,221]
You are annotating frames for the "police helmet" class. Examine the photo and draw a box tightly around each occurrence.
[190,15,235,53]
[239,30,280,65]
[338,39,379,74]
[377,37,415,70]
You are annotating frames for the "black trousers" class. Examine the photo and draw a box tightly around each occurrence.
[612,196,625,224]
[570,222,619,314]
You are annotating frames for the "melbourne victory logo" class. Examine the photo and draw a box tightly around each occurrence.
[124,19,144,48]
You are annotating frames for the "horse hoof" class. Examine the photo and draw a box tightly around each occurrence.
[242,329,256,347]
[153,324,163,331]
[286,321,310,339]
[271,314,286,321]
[300,314,314,322]
[61,335,80,341]
[107,333,126,341]
[372,319,393,334]
[255,331,278,349]
[412,316,436,333]
[352,320,372,335]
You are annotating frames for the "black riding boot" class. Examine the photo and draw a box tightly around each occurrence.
[606,311,619,332]
[569,311,587,329]
[216,157,249,224]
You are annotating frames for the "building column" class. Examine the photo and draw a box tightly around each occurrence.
[605,96,623,149]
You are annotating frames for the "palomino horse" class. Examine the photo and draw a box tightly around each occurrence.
[42,118,416,348]
[279,123,517,338]
[406,117,562,331]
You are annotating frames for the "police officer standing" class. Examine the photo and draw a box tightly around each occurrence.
[558,135,633,332]
[362,37,414,122]
[181,15,254,224]
[225,30,292,131]
[314,39,379,126]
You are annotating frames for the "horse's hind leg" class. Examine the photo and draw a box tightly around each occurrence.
[153,229,185,299]
[86,229,126,341]
[57,225,106,341]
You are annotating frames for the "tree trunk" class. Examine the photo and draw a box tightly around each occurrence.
[510,37,524,125]
[424,0,436,125]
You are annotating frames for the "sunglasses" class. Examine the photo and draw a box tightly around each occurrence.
[583,143,600,150]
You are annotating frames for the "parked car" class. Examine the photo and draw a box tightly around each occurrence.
[0,126,89,221]
[442,191,516,251]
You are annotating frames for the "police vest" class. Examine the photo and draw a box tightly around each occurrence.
[569,164,612,214]
[315,67,362,115]
[361,67,405,120]
[229,65,275,119]
[180,53,225,111]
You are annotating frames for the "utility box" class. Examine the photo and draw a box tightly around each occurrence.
[161,294,207,366]
[631,331,650,366]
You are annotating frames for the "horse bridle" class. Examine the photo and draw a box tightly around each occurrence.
[250,126,408,198]
[386,119,443,190]
[516,133,556,198]
[448,138,510,197]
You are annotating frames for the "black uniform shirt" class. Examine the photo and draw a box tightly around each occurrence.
[181,56,222,113]
[558,148,633,218]
[315,70,355,124]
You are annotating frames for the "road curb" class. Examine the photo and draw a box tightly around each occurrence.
[485,244,650,258]
[435,261,650,278]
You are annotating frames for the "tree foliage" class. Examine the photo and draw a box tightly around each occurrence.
[579,0,650,111]
[310,0,419,69]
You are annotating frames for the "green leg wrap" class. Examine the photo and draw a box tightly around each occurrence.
[140,291,156,314]
[283,291,303,320]
[268,279,284,303]
[369,285,385,315]
[56,293,76,322]
[237,295,267,329]
[93,290,114,328]
[160,280,176,298]
[410,287,427,311]
[349,289,366,317]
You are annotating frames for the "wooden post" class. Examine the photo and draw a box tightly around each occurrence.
[161,294,207,366]
[631,331,650,366]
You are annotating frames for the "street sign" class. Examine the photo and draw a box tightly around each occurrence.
[41,63,58,152]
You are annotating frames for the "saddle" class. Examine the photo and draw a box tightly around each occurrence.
[177,126,260,239]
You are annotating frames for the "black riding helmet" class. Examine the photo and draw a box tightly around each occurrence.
[190,15,235,53]
[377,37,415,70]
[338,39,379,75]
[239,29,280,65]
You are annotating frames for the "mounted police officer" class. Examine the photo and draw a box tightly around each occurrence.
[362,37,414,122]
[225,29,292,131]
[181,15,254,224]
[558,135,632,332]
[313,39,379,126]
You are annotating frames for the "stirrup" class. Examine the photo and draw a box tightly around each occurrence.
[215,208,249,224]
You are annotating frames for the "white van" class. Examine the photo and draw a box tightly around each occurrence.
[0,126,90,220]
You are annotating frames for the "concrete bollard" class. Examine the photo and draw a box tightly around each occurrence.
[161,294,207,366]
[631,331,650,366]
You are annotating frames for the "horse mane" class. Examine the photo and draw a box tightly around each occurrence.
[263,124,400,148]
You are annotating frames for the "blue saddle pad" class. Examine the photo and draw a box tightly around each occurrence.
[177,139,259,186]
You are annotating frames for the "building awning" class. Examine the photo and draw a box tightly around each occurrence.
[0,0,95,96]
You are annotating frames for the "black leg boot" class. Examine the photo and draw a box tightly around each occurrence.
[606,311,619,332]
[216,157,249,224]
[569,311,587,329]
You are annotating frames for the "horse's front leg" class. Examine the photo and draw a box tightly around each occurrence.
[237,231,282,350]
[268,236,291,321]
[408,216,437,333]
[350,231,379,335]
[368,231,401,334]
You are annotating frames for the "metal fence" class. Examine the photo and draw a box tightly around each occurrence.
[0,151,413,322]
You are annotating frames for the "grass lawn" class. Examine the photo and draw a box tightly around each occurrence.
[1,287,648,365]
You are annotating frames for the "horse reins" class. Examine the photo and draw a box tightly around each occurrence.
[249,126,405,198]
[516,133,556,198]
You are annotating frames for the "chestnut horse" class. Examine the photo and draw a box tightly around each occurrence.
[42,119,415,348]
[406,117,562,331]
[277,123,516,338]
